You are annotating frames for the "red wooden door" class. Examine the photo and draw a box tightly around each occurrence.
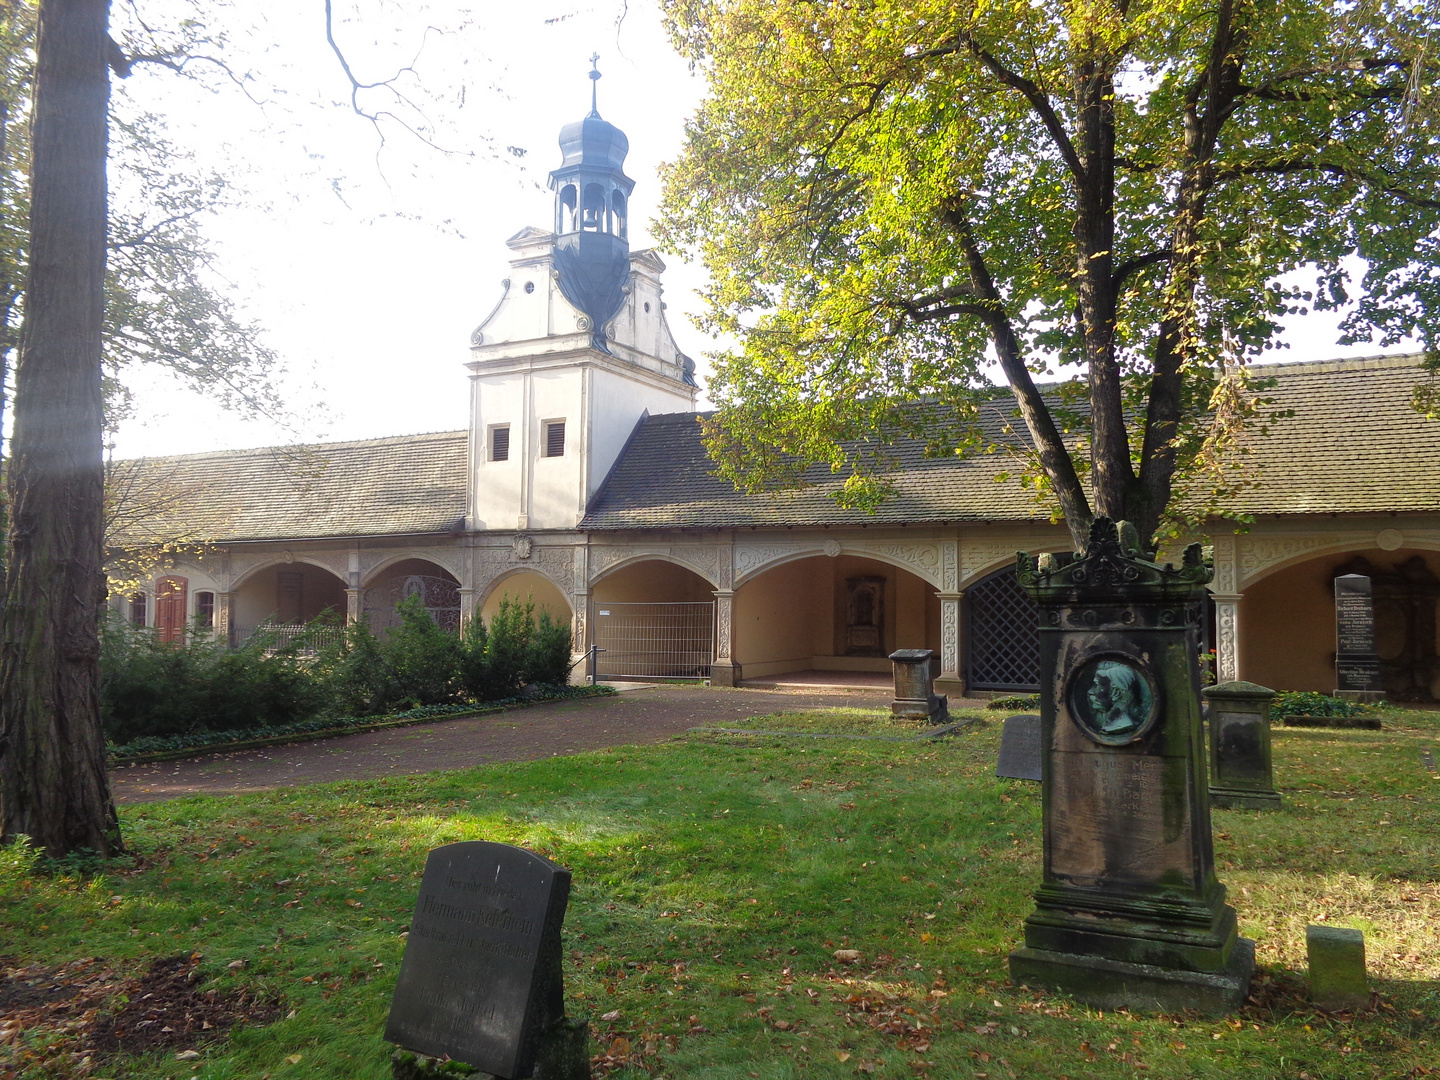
[155,576,188,643]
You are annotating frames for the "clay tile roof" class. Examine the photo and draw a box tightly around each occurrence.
[581,354,1440,530]
[107,430,468,545]
[1221,354,1439,515]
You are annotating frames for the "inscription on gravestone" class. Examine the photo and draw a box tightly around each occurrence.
[386,841,573,1079]
[995,715,1042,782]
[1334,574,1380,691]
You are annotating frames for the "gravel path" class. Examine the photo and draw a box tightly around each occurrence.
[109,684,941,804]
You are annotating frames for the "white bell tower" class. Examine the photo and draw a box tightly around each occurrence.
[464,61,698,533]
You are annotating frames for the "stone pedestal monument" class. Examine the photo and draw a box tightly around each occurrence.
[1203,681,1282,810]
[889,648,948,722]
[1008,519,1254,1014]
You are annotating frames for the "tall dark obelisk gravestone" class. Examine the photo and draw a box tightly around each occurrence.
[386,841,588,1080]
[1334,574,1382,699]
[1008,519,1254,1013]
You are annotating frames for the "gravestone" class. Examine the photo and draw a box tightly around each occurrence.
[386,841,588,1080]
[1202,682,1281,810]
[1307,925,1369,1011]
[1007,519,1254,1014]
[889,649,948,723]
[995,715,1042,781]
[1334,575,1382,697]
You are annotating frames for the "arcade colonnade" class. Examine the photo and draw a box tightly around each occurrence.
[120,518,1440,698]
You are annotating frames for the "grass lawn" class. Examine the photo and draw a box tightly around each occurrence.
[2,703,1437,1080]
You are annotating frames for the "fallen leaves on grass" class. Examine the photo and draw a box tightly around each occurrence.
[0,953,281,1078]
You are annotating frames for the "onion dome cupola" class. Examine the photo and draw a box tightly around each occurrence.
[548,56,635,353]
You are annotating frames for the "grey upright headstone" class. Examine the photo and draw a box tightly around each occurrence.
[995,715,1042,781]
[386,841,586,1080]
[1334,574,1381,694]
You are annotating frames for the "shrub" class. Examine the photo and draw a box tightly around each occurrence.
[1269,691,1375,719]
[459,598,574,699]
[986,694,1040,711]
[317,617,393,717]
[100,617,326,744]
[483,596,535,697]
[528,611,574,686]
[384,595,463,708]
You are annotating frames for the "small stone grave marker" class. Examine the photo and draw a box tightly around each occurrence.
[386,841,587,1080]
[1421,749,1436,773]
[1307,925,1369,1012]
[995,714,1042,782]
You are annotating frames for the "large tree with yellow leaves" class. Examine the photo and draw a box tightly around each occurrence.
[660,0,1440,550]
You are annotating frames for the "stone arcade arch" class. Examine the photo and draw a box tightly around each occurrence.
[230,560,347,646]
[479,570,574,626]
[589,558,716,680]
[964,563,1041,693]
[363,558,463,636]
[732,554,941,684]
[1239,544,1440,699]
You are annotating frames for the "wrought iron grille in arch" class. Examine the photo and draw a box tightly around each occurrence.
[966,564,1041,692]
[364,574,462,635]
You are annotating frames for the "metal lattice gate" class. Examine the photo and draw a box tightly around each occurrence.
[593,602,714,680]
[966,565,1041,692]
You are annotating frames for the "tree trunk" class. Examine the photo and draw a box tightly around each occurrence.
[0,0,118,857]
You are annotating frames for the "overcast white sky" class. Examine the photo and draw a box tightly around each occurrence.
[108,0,711,458]
[105,0,1403,460]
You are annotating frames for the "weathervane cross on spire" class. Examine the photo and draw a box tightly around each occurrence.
[588,53,602,116]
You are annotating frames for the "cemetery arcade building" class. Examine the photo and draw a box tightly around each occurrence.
[112,104,1440,703]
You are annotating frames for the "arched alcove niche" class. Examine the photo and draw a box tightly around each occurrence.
[1242,546,1440,699]
[480,570,573,626]
[231,561,347,644]
[734,554,940,681]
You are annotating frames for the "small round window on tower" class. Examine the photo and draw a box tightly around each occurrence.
[643,301,651,313]
[524,281,535,294]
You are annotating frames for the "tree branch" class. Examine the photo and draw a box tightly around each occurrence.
[942,30,1086,184]
[1112,249,1171,294]
[942,199,1092,544]
[1213,157,1440,208]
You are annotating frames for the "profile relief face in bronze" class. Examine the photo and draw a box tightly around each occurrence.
[1069,656,1156,744]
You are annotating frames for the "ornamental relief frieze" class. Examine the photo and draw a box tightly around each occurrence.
[1236,533,1372,588]
[586,545,722,588]
[733,544,803,580]
[360,548,465,583]
[959,540,1024,586]
[670,544,721,581]
[941,540,959,593]
[227,548,350,589]
[475,543,575,593]
[1207,533,1238,595]
[848,541,942,586]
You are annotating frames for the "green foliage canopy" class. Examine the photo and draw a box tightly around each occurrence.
[660,0,1440,548]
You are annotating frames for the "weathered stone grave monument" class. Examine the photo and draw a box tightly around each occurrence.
[1008,519,1254,1013]
[995,714,1042,782]
[889,648,948,723]
[386,841,589,1080]
[1334,574,1383,701]
[1202,681,1281,810]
